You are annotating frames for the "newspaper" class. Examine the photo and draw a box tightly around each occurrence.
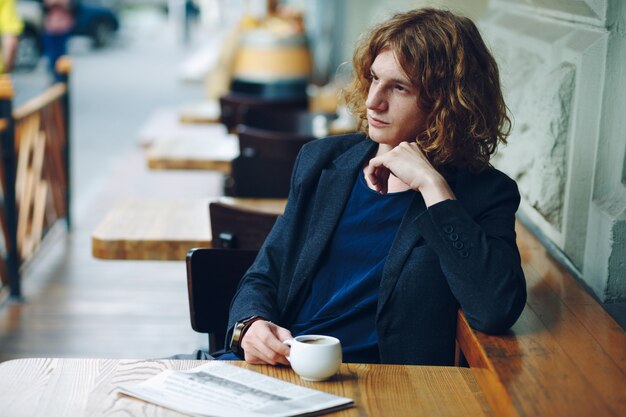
[118,362,354,417]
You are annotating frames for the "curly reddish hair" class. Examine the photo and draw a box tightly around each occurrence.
[343,8,510,172]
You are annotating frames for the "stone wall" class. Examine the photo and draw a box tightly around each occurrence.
[480,0,626,302]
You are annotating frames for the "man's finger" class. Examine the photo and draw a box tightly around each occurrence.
[373,166,390,195]
[274,326,293,343]
[244,344,278,365]
[265,324,291,359]
[245,333,286,365]
[242,321,291,365]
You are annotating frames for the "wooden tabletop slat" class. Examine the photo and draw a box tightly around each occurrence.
[570,303,626,371]
[137,107,229,148]
[91,197,287,261]
[178,99,221,124]
[146,134,239,172]
[457,222,626,417]
[511,305,615,415]
[91,198,212,261]
[0,358,493,417]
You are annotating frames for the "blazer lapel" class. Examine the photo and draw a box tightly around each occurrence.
[377,193,427,316]
[283,139,376,312]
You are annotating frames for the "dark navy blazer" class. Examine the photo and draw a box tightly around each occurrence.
[227,133,526,365]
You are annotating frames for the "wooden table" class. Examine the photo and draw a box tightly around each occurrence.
[91,197,286,261]
[455,222,626,417]
[146,134,239,173]
[137,107,228,148]
[0,358,493,417]
[178,99,221,124]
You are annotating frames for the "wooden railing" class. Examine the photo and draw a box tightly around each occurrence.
[455,221,626,417]
[0,57,72,300]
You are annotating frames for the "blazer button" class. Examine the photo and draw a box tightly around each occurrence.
[448,233,459,241]
[453,241,464,249]
[459,250,469,258]
[443,225,454,234]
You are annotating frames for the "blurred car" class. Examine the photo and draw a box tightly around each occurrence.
[73,0,120,47]
[15,0,120,71]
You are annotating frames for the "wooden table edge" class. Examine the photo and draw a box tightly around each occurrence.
[146,158,231,173]
[91,235,211,261]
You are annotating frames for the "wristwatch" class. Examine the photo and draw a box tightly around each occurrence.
[229,315,263,356]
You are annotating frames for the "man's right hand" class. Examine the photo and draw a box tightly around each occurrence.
[241,320,292,365]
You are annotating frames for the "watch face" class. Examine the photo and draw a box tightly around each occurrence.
[230,323,243,344]
[232,322,244,340]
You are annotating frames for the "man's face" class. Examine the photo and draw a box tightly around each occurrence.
[365,49,426,147]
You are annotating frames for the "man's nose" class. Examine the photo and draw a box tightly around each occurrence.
[366,84,386,111]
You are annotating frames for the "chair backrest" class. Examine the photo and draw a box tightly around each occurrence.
[186,248,258,353]
[225,127,311,198]
[237,125,310,159]
[218,93,308,132]
[239,109,338,138]
[209,202,279,250]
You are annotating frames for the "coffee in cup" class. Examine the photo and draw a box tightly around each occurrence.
[283,335,342,381]
[301,338,333,345]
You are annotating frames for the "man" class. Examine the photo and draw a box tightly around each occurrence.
[0,0,23,73]
[222,8,527,366]
[42,0,75,82]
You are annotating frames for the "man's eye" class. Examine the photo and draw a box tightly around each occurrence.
[395,85,406,92]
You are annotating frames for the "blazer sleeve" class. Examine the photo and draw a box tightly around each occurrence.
[413,174,527,334]
[225,150,305,338]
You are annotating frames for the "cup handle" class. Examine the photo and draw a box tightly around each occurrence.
[282,339,293,362]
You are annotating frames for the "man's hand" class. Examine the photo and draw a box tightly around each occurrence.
[364,141,456,206]
[241,320,292,365]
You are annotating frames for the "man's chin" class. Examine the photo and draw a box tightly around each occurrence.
[367,130,397,146]
[367,128,385,143]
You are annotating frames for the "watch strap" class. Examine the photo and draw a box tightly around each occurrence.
[229,315,263,356]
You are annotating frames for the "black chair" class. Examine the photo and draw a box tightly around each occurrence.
[225,126,312,198]
[239,108,338,139]
[237,125,310,160]
[218,93,308,132]
[209,201,279,250]
[186,248,258,353]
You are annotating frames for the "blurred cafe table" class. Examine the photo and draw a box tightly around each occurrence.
[177,99,221,124]
[0,358,493,417]
[146,134,239,173]
[137,106,225,148]
[91,197,286,261]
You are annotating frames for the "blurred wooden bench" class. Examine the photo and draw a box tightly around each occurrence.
[455,221,626,417]
[0,58,72,299]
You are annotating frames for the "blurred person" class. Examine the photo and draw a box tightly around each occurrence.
[0,0,23,72]
[42,0,75,82]
[218,8,527,366]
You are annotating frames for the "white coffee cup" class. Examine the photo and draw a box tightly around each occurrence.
[283,335,342,381]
